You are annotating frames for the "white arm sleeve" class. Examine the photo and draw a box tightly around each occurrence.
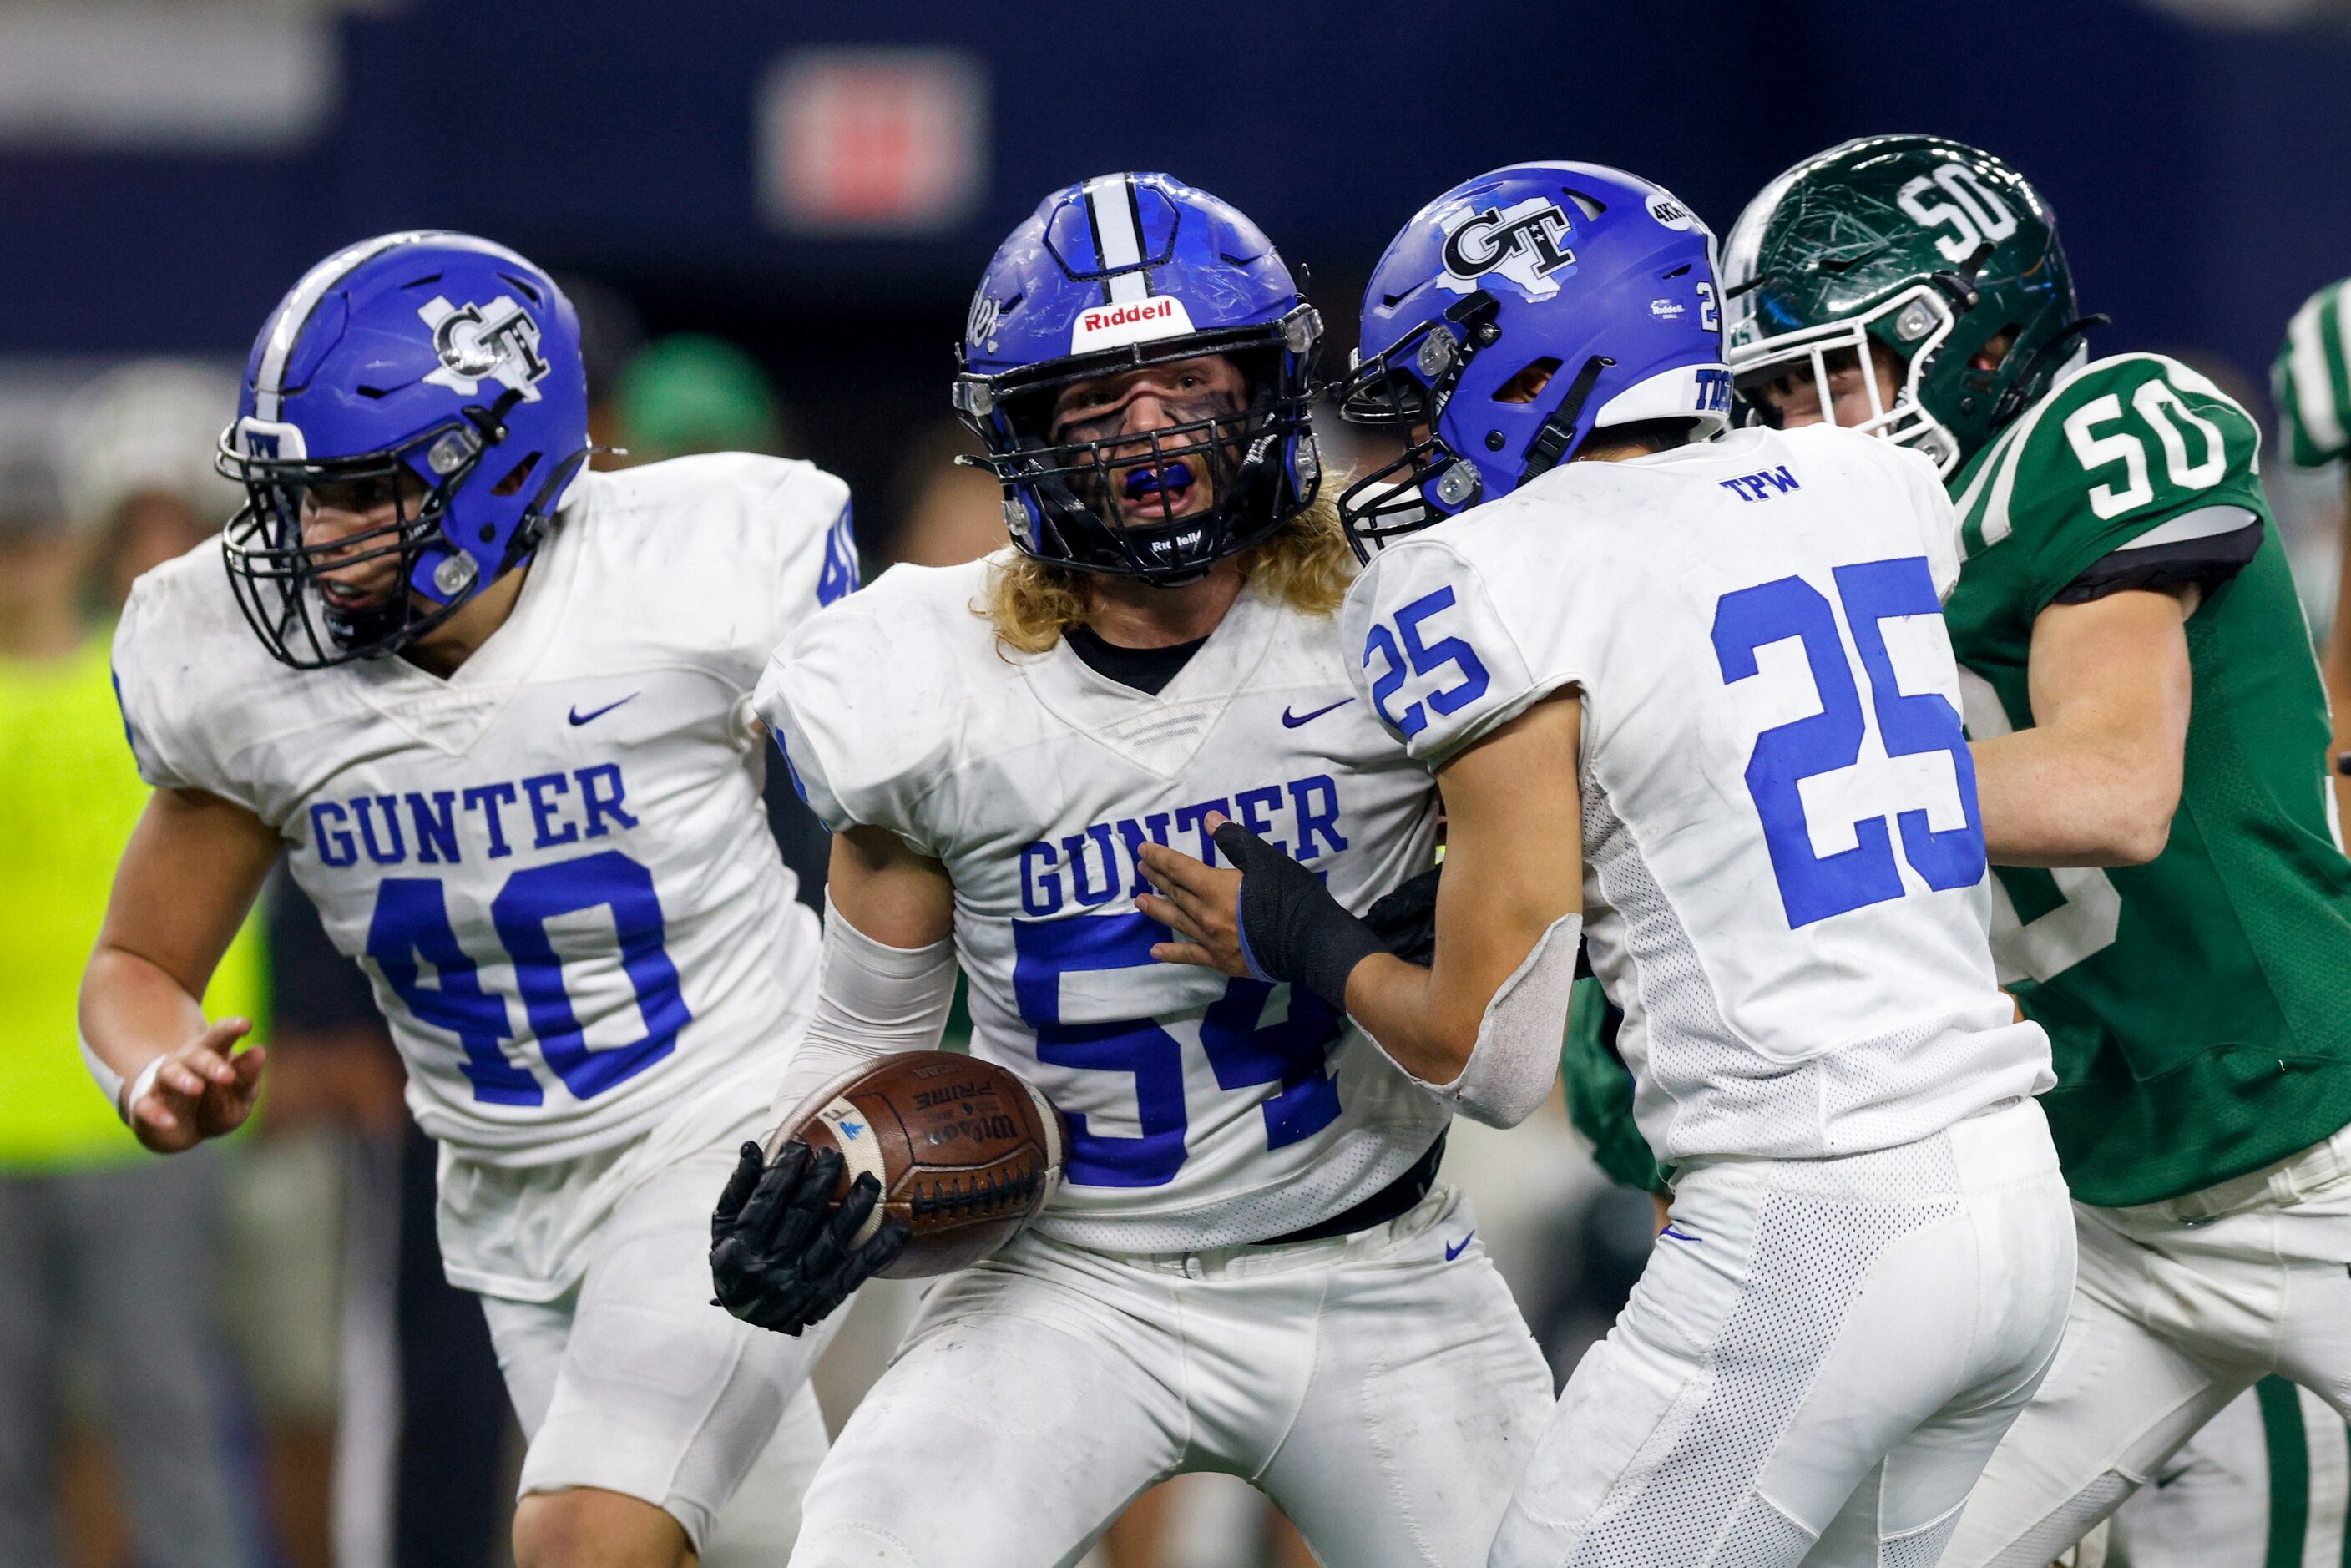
[766,893,960,1132]
[1408,912,1582,1130]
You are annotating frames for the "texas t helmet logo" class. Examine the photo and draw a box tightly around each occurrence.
[1438,198,1577,300]
[417,295,550,400]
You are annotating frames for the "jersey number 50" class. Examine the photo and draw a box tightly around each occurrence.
[1713,557,1986,928]
[366,850,690,1105]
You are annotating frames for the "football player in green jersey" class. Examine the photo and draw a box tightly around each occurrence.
[1702,134,2351,1565]
[2274,276,2351,829]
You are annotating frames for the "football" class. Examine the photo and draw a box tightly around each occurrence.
[771,1051,1069,1279]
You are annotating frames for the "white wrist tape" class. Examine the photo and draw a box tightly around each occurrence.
[123,1058,165,1124]
[83,1036,166,1128]
[766,893,960,1133]
[1418,911,1583,1129]
[80,1034,127,1116]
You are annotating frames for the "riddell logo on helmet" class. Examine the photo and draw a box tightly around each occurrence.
[1070,295,1197,353]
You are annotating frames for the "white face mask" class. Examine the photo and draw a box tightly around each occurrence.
[1727,285,1964,476]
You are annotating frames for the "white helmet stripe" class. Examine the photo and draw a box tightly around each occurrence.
[251,230,427,422]
[1084,174,1151,306]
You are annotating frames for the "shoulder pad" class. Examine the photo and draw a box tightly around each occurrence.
[752,559,989,843]
[110,540,281,808]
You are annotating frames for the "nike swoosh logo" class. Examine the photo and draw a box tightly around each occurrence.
[1660,1225,1703,1243]
[567,693,639,726]
[1282,698,1352,729]
[1444,1231,1475,1261]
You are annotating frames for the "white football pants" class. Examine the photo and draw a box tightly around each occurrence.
[791,1181,1555,1568]
[479,1130,836,1563]
[1947,1121,2351,1567]
[2103,1378,2351,1568]
[1493,1097,2075,1567]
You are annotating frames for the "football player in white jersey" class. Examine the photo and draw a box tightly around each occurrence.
[78,232,857,1568]
[718,172,1555,1567]
[1141,162,2078,1567]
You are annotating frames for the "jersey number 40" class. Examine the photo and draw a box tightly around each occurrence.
[367,850,690,1105]
[1713,556,1987,928]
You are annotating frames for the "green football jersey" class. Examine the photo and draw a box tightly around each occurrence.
[1944,352,2351,1206]
[1560,977,1665,1197]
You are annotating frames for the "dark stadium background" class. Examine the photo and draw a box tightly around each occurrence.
[3,0,2345,554]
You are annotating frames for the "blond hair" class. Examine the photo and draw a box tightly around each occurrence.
[980,492,1354,655]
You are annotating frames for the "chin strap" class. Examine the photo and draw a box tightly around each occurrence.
[463,384,528,443]
[502,443,596,571]
[1990,314,2111,432]
[1517,355,1616,485]
[1928,240,1999,311]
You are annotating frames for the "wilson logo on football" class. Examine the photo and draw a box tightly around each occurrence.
[1438,199,1577,301]
[1069,294,1197,353]
[417,295,550,400]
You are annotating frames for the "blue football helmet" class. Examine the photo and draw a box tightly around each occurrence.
[953,173,1322,585]
[1337,163,1732,559]
[219,231,591,667]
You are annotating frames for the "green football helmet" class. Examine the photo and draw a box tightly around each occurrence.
[1722,134,2092,474]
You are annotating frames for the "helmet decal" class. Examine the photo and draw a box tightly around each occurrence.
[1437,199,1578,300]
[419,295,549,399]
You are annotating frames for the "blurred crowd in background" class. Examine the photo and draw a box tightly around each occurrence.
[9,1,2351,1564]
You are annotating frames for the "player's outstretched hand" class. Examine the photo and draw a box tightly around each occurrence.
[129,1019,265,1155]
[1139,812,1384,1012]
[710,1139,908,1337]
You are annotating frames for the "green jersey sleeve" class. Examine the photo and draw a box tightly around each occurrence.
[1952,354,2268,615]
[1559,976,1666,1196]
[2276,278,2351,468]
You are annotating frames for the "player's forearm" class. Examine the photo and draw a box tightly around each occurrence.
[1971,724,2180,867]
[768,894,958,1128]
[1976,590,2193,868]
[1343,951,1482,1084]
[1347,700,1585,1120]
[78,944,212,1093]
[1344,890,1581,1132]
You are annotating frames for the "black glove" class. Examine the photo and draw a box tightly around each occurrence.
[1212,822,1386,1013]
[1363,866,1442,966]
[710,1139,909,1337]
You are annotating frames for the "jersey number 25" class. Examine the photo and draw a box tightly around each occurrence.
[1713,556,1987,928]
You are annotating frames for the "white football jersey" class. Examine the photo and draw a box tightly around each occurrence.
[757,557,1451,1253]
[1343,425,2053,1164]
[113,454,851,1170]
